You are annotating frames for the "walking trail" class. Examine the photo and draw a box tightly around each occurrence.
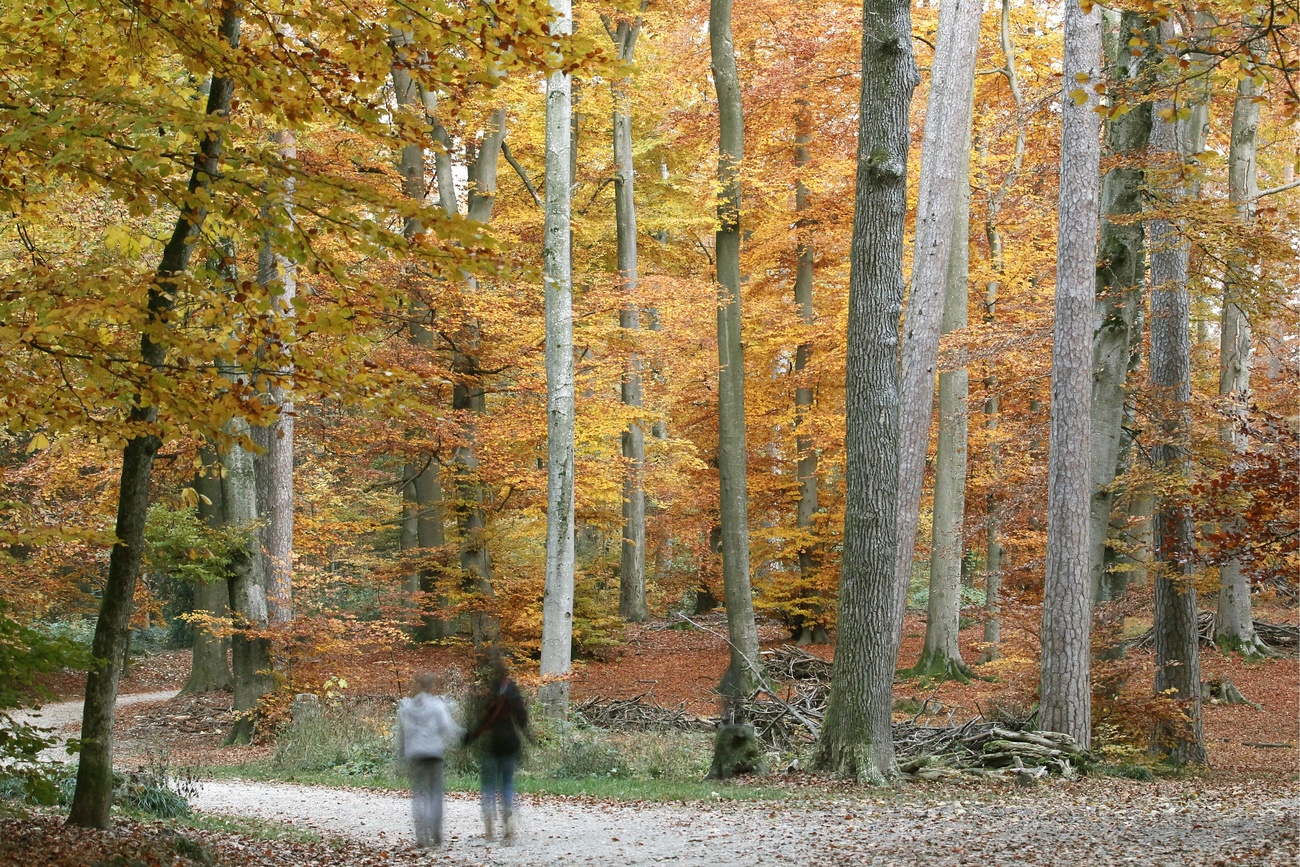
[14,693,1299,865]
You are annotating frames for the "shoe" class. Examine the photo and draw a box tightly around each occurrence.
[482,810,495,840]
[502,810,514,840]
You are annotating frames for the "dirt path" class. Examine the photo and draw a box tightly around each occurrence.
[9,691,179,763]
[191,778,1298,866]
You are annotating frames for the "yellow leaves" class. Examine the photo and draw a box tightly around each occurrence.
[26,433,50,452]
[1156,105,1192,123]
[1069,88,1090,107]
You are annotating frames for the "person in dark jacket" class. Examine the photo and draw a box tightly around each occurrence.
[464,653,530,840]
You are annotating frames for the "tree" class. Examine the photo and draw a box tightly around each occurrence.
[1147,32,1207,764]
[539,0,576,715]
[891,0,984,653]
[1038,0,1102,750]
[605,8,650,624]
[709,0,761,691]
[814,0,919,781]
[182,450,233,694]
[1088,10,1156,604]
[67,2,242,830]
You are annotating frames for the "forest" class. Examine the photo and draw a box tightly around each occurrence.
[0,0,1296,862]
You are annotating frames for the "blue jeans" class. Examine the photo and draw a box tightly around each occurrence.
[480,752,517,816]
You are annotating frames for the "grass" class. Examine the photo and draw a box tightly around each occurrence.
[179,811,326,844]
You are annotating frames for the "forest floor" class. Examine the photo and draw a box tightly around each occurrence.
[15,609,1300,865]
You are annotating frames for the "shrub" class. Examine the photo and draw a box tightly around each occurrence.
[272,698,396,776]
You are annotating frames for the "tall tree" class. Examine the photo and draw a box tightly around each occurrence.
[891,0,983,643]
[814,0,919,781]
[1087,10,1156,603]
[68,3,241,830]
[710,0,761,689]
[917,91,974,682]
[1147,45,1207,765]
[606,8,650,623]
[182,450,233,694]
[539,0,576,715]
[1214,46,1266,655]
[1039,0,1103,749]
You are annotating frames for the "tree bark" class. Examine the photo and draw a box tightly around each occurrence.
[813,0,919,782]
[254,128,296,625]
[1148,70,1207,765]
[917,89,974,682]
[1039,0,1102,750]
[610,13,649,624]
[67,3,241,829]
[1214,61,1265,656]
[1088,10,1155,603]
[539,0,575,716]
[891,0,983,642]
[709,0,761,693]
[792,95,825,645]
[183,449,233,694]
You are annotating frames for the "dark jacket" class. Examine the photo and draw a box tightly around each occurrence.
[466,677,529,756]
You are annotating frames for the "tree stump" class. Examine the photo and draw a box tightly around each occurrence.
[706,723,767,780]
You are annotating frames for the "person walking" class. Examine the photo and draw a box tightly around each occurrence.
[396,671,462,848]
[464,653,530,840]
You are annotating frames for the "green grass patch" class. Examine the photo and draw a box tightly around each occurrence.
[179,811,325,844]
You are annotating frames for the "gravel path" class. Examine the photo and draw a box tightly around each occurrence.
[9,691,179,763]
[191,778,1299,866]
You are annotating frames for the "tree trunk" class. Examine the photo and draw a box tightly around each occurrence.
[891,0,983,641]
[254,128,296,625]
[1038,0,1102,750]
[1088,10,1155,603]
[813,0,919,782]
[709,0,761,693]
[917,91,974,682]
[792,95,825,645]
[610,14,649,624]
[183,450,233,694]
[224,418,272,745]
[978,0,1023,663]
[1214,63,1265,656]
[1148,71,1207,766]
[539,0,575,716]
[67,4,241,829]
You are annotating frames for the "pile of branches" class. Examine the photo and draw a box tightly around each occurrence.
[572,693,713,733]
[894,719,1089,780]
[1132,612,1299,650]
[762,646,833,682]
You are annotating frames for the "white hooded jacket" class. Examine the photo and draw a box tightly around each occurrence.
[397,693,462,761]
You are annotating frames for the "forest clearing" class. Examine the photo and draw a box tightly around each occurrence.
[0,0,1297,863]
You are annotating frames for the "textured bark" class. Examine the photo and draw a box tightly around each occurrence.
[67,4,241,829]
[539,0,575,716]
[183,452,233,694]
[610,13,649,623]
[254,128,296,625]
[917,94,973,682]
[1214,67,1264,655]
[1088,11,1155,603]
[1039,0,1101,751]
[978,0,1022,663]
[792,96,825,644]
[1148,100,1207,764]
[891,0,983,639]
[813,0,919,782]
[709,0,761,692]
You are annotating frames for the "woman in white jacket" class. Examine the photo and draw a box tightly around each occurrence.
[396,671,464,847]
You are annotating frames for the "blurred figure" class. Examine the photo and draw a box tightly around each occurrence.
[464,651,530,840]
[396,670,463,848]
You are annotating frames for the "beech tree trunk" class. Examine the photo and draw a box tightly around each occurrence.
[813,0,919,782]
[709,0,761,692]
[1038,0,1102,751]
[891,0,983,642]
[67,4,241,829]
[1088,10,1155,603]
[1214,65,1265,655]
[539,0,575,716]
[254,128,296,625]
[792,95,825,645]
[183,450,232,694]
[610,13,649,623]
[1148,71,1207,765]
[918,93,974,682]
